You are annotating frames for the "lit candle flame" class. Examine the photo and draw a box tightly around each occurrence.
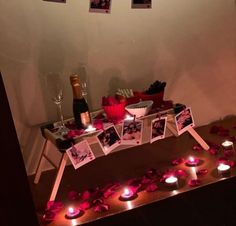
[124,188,130,196]
[68,207,74,214]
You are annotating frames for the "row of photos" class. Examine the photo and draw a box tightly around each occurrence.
[43,0,152,12]
[67,107,195,170]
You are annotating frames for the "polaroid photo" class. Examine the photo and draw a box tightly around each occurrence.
[132,0,152,9]
[175,107,195,136]
[66,140,95,170]
[96,125,121,155]
[121,119,143,145]
[150,116,167,143]
[89,0,112,13]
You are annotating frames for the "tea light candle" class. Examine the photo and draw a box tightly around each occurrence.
[186,156,200,167]
[65,207,80,219]
[217,163,230,176]
[85,125,96,133]
[125,114,134,121]
[222,140,234,150]
[120,188,136,201]
[165,176,178,187]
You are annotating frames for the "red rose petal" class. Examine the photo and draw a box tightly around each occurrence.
[196,169,208,176]
[93,204,110,212]
[79,201,91,210]
[171,158,184,166]
[145,183,158,192]
[188,179,201,187]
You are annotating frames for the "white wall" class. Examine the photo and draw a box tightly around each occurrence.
[0,0,236,175]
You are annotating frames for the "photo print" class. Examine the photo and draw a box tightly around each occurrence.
[121,119,143,145]
[132,0,152,9]
[66,140,95,170]
[96,125,121,155]
[175,107,195,136]
[150,116,167,143]
[89,0,112,13]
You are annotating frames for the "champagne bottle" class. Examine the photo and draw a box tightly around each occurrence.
[70,74,91,129]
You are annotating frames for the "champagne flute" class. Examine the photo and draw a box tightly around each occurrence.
[45,72,69,135]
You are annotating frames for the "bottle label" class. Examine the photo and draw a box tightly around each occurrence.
[81,112,91,127]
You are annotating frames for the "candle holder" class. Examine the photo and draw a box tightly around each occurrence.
[185,156,200,167]
[217,163,231,177]
[65,207,81,219]
[119,188,138,201]
[165,176,178,189]
[222,140,235,157]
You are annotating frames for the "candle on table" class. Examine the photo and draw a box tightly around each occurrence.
[119,187,137,201]
[125,114,134,121]
[222,140,234,150]
[65,207,81,219]
[165,176,178,188]
[85,125,96,133]
[217,163,231,176]
[186,156,200,167]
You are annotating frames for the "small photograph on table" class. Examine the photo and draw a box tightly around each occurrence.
[89,0,112,13]
[131,0,152,9]
[121,119,143,145]
[175,107,195,136]
[150,117,167,143]
[66,140,95,170]
[96,125,121,155]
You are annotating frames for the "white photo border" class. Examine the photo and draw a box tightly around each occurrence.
[132,0,152,9]
[150,116,167,143]
[96,125,121,155]
[66,140,95,170]
[121,119,143,146]
[174,107,195,136]
[89,0,112,13]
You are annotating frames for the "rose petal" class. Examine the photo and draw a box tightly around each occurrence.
[81,190,91,200]
[223,149,234,158]
[68,190,79,201]
[192,144,203,152]
[93,119,104,130]
[229,136,236,142]
[145,183,158,192]
[188,179,201,187]
[196,169,208,176]
[175,169,187,177]
[141,176,152,184]
[208,147,218,155]
[92,198,103,206]
[103,189,116,198]
[79,201,91,210]
[93,204,110,212]
[45,201,63,213]
[171,158,184,166]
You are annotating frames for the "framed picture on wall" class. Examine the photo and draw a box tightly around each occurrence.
[121,119,143,145]
[89,0,112,13]
[66,140,95,170]
[132,0,152,9]
[175,107,195,136]
[150,117,167,143]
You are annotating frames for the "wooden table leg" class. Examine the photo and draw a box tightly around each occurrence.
[34,139,48,184]
[188,127,210,151]
[49,153,68,201]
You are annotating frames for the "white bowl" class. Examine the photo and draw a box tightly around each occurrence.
[125,100,153,118]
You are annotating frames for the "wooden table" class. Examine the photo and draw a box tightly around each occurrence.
[35,114,236,226]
